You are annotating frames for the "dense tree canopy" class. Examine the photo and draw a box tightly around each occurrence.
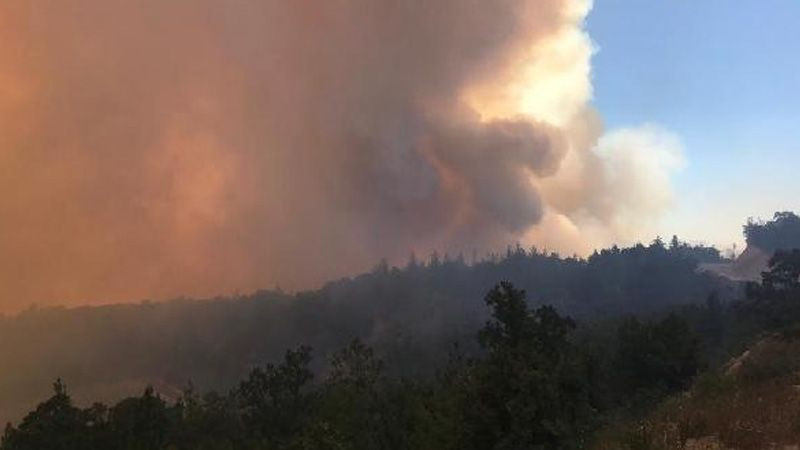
[1,283,606,450]
[4,262,798,449]
[0,237,732,426]
[5,213,800,448]
[614,314,702,402]
[465,282,596,449]
[744,211,800,253]
[741,249,800,333]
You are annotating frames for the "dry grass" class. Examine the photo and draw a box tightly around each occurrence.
[593,338,800,450]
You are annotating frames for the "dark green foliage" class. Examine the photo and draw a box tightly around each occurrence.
[1,382,173,450]
[7,214,800,448]
[237,345,314,447]
[315,339,386,449]
[740,249,800,333]
[107,387,171,449]
[743,211,800,253]
[1,380,95,450]
[2,283,607,450]
[0,237,729,425]
[613,314,702,404]
[761,249,800,291]
[172,388,242,449]
[3,276,787,450]
[579,240,725,316]
[464,282,596,450]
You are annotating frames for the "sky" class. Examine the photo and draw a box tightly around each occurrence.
[587,0,800,252]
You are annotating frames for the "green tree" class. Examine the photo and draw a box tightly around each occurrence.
[172,386,242,450]
[1,379,98,450]
[741,249,800,332]
[237,345,314,448]
[463,282,596,450]
[107,386,172,450]
[614,314,702,404]
[314,338,385,449]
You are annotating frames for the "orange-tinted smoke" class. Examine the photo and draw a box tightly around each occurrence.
[0,0,678,311]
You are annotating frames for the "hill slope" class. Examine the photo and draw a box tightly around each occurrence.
[0,241,731,424]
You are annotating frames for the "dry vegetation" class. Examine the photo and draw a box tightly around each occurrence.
[593,338,800,450]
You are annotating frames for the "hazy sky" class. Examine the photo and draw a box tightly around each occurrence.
[588,1,800,251]
[1,0,611,308]
[0,1,798,309]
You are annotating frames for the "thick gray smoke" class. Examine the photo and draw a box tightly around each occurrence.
[0,0,682,309]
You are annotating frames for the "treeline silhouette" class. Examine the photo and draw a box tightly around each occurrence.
[2,282,707,450]
[0,237,731,424]
[8,249,800,449]
[744,211,800,253]
[5,211,800,448]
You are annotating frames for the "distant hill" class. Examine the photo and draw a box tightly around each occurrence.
[0,238,732,425]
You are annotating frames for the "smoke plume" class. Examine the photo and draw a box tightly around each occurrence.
[0,0,682,309]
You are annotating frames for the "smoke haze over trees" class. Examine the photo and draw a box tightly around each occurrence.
[0,0,797,445]
[0,236,731,426]
[0,213,798,447]
[0,283,698,450]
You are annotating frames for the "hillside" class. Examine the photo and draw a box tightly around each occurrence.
[594,336,800,450]
[2,211,798,443]
[594,246,800,450]
[0,240,731,425]
[2,216,799,449]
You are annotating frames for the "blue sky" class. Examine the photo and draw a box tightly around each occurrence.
[587,1,800,250]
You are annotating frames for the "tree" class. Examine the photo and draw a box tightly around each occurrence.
[614,314,702,402]
[1,379,97,450]
[464,282,595,450]
[171,387,242,450]
[236,345,314,447]
[107,386,172,450]
[650,236,666,250]
[670,235,681,252]
[762,249,800,291]
[314,339,386,449]
[744,211,800,252]
[741,249,800,332]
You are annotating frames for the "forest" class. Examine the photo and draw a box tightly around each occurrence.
[2,212,800,449]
